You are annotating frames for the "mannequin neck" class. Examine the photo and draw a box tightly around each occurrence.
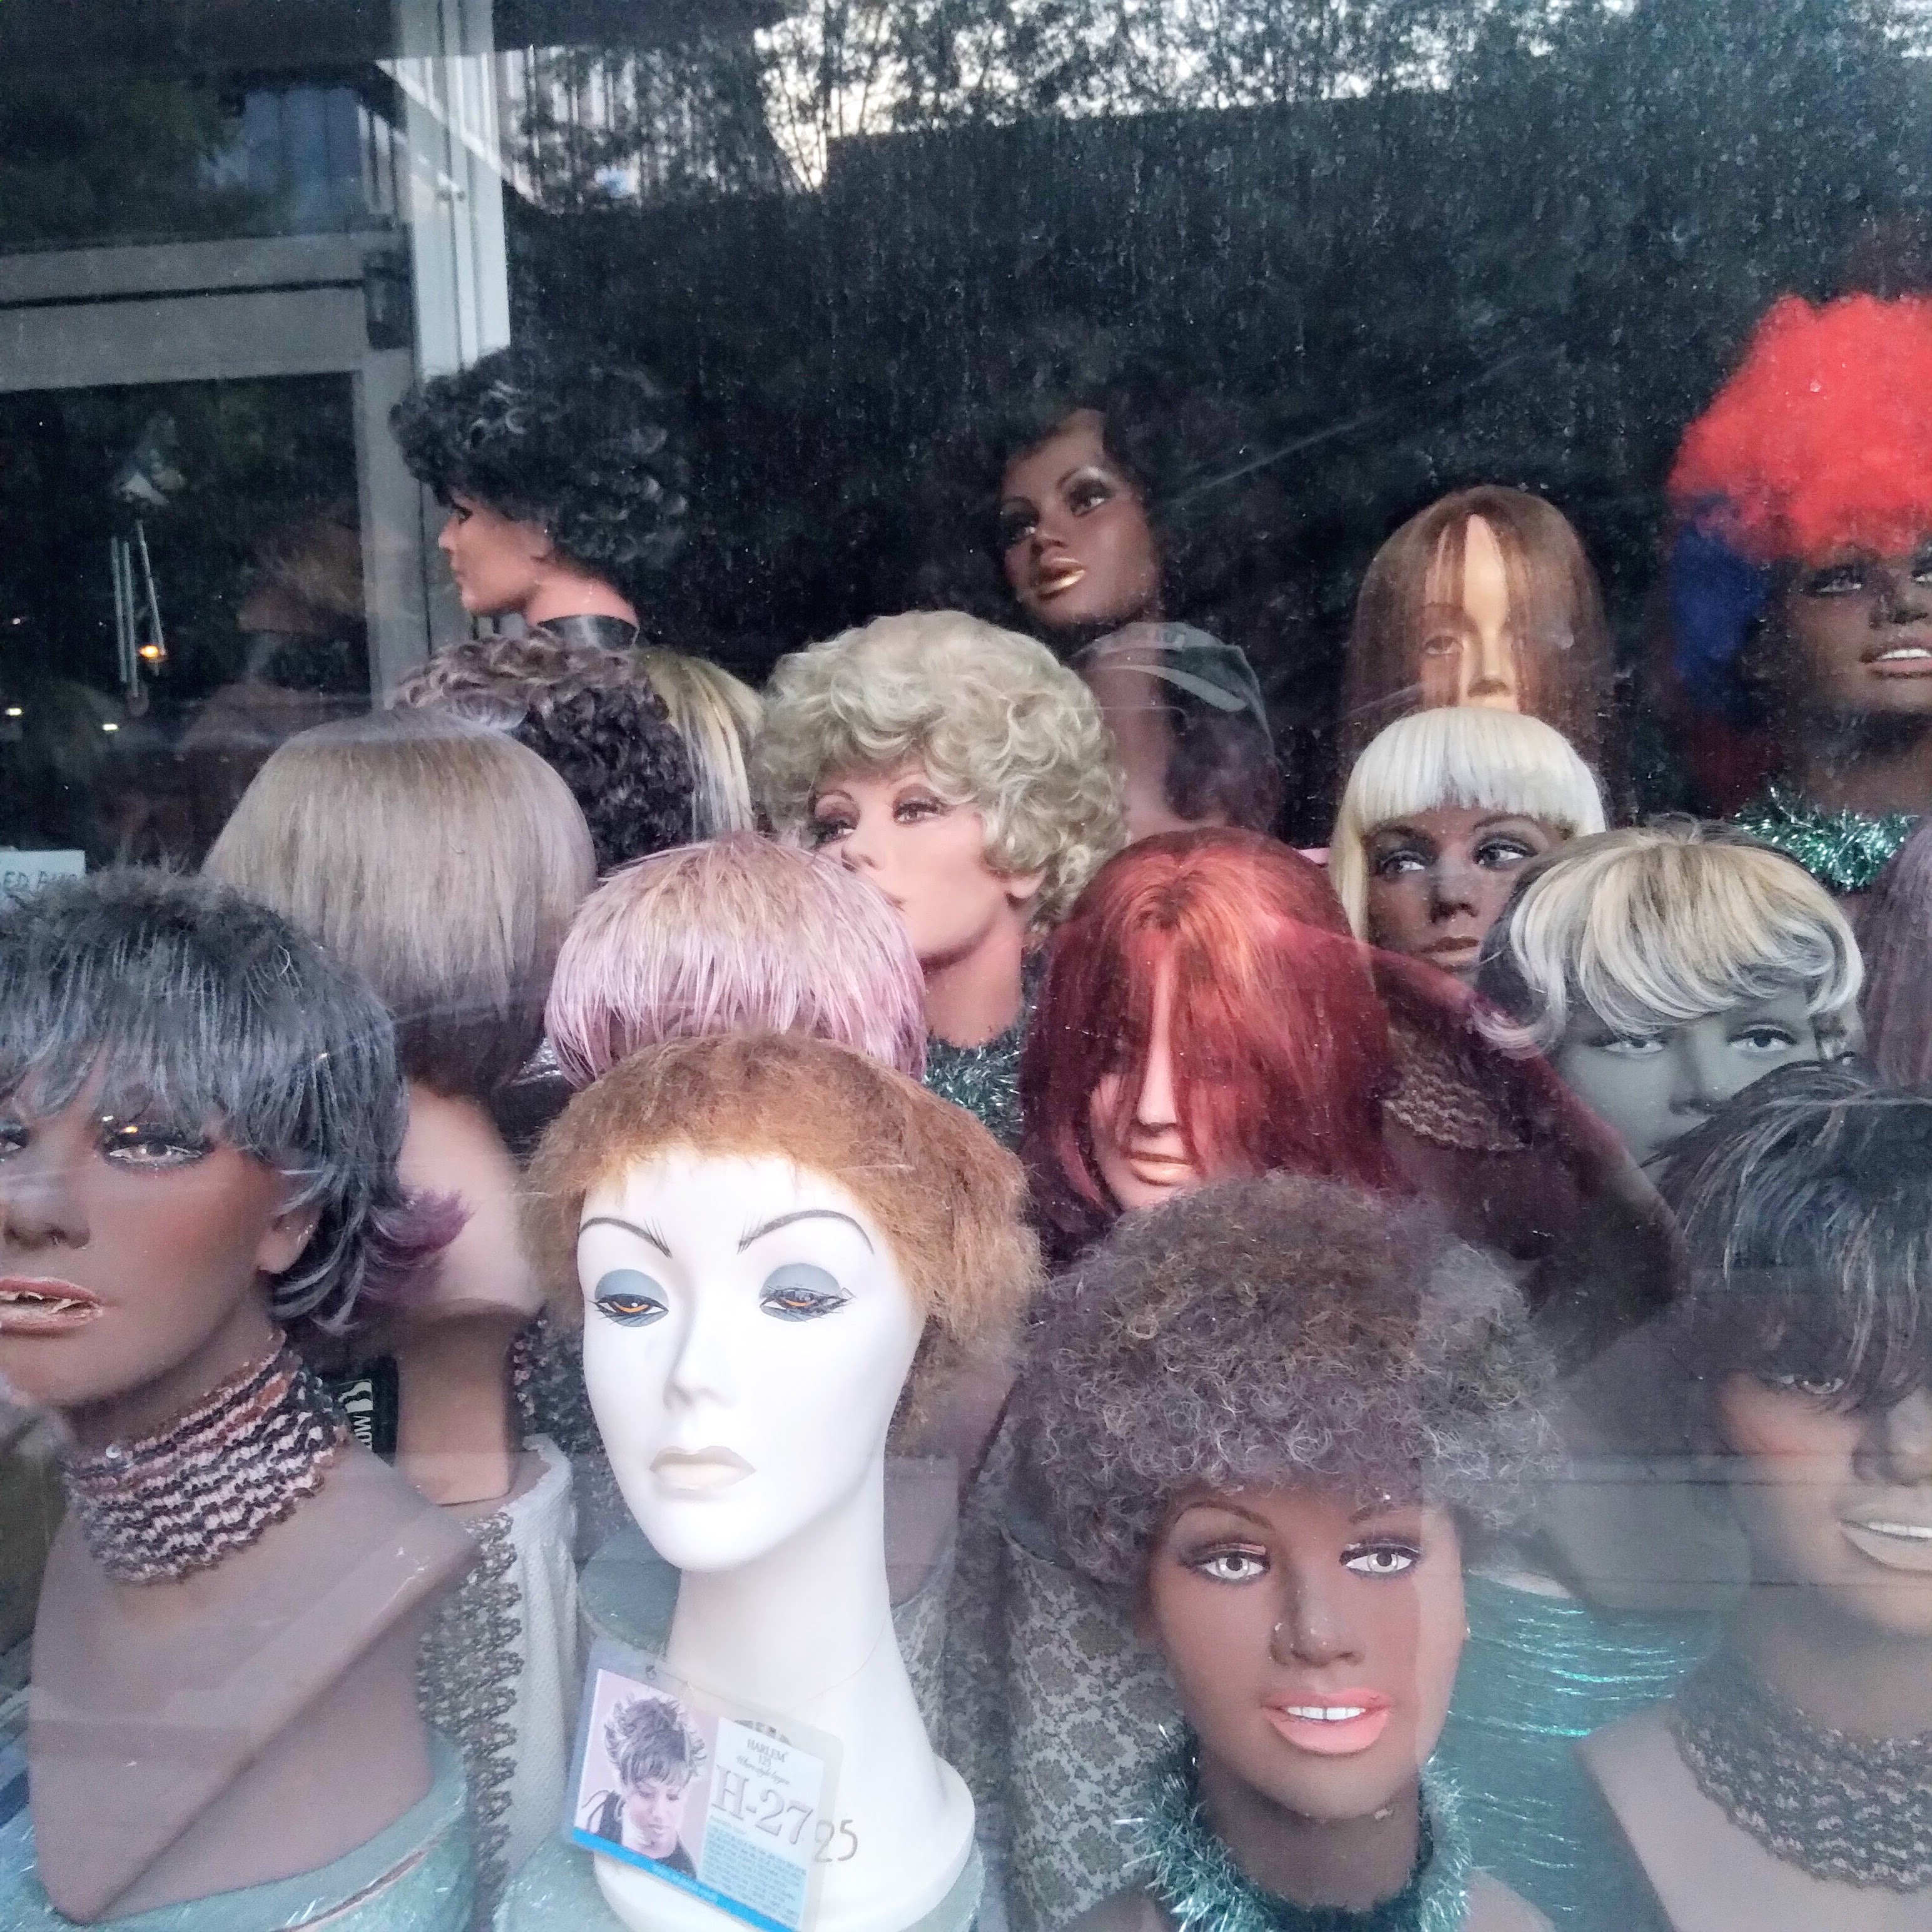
[521,568,638,631]
[923,917,1029,1049]
[67,1294,281,1450]
[1730,1589,1932,1739]
[1781,711,1932,816]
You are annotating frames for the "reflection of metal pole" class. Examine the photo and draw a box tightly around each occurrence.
[111,536,136,699]
[133,522,166,676]
[109,522,166,716]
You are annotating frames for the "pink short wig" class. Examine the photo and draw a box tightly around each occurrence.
[546,832,927,1086]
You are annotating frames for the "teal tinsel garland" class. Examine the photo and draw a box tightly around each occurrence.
[1730,783,1918,894]
[1129,1739,1473,1932]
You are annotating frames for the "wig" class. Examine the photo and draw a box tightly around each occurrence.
[1858,820,1932,1088]
[755,611,1125,925]
[546,833,927,1088]
[1656,1061,1932,1420]
[1667,296,1932,718]
[390,344,687,579]
[1330,708,1607,940]
[1475,821,1863,1059]
[524,1033,1041,1420]
[1340,485,1614,772]
[205,711,596,1097]
[638,648,763,838]
[389,634,696,872]
[0,870,454,1328]
[1019,1173,1556,1597]
[606,1690,707,1796]
[1021,829,1396,1248]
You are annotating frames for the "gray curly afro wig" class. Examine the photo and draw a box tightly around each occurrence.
[1019,1173,1556,1595]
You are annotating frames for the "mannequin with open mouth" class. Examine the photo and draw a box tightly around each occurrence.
[1667,295,1932,894]
[0,871,474,1928]
[1582,1064,1932,1929]
[521,1033,1040,1932]
[1010,1173,1553,1931]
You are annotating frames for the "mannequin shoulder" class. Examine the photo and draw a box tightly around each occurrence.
[295,1437,480,1585]
[1465,1868,1555,1931]
[1064,1889,1176,1932]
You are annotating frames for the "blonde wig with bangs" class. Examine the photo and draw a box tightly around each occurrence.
[1330,708,1607,938]
[1475,820,1862,1058]
[753,610,1124,926]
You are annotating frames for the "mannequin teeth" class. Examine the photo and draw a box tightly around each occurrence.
[1848,1518,1932,1540]
[1283,1706,1370,1721]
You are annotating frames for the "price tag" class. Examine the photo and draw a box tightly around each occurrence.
[566,1639,845,1932]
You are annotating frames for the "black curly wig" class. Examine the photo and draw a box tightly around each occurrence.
[390,345,688,581]
[1017,1172,1555,1597]
[390,636,696,870]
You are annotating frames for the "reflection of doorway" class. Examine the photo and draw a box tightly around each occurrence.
[0,375,365,862]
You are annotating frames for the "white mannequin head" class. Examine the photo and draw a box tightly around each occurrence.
[577,1151,924,1569]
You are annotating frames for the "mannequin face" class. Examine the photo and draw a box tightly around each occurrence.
[621,1776,690,1860]
[1417,517,1522,712]
[1080,645,1226,842]
[1089,962,1241,1211]
[437,492,552,618]
[998,411,1162,634]
[1365,807,1561,982]
[577,1149,924,1572]
[810,763,1042,971]
[1779,539,1932,718]
[0,1075,310,1416]
[1552,989,1823,1170]
[1145,1482,1464,1825]
[1716,1379,1932,1640]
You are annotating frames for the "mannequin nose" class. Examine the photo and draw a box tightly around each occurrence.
[1460,631,1518,704]
[1427,859,1480,919]
[836,815,883,876]
[1879,566,1930,624]
[663,1294,737,1409]
[1860,1388,1932,1488]
[0,1141,88,1253]
[437,512,460,556]
[1133,1050,1179,1130]
[1668,1033,1727,1118]
[1268,1565,1361,1669]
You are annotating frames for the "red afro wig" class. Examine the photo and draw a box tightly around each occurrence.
[1669,293,1932,564]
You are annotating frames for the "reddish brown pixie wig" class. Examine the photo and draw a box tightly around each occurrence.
[1020,829,1396,1248]
[1669,294,1932,564]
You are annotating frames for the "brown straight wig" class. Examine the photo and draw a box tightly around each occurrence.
[524,1032,1041,1417]
[1340,485,1614,775]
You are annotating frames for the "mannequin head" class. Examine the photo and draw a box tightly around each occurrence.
[1075,623,1283,840]
[206,712,596,1099]
[545,832,927,1088]
[1331,707,1606,980]
[389,634,695,871]
[391,345,686,622]
[1477,822,1861,1169]
[0,871,447,1423]
[1342,486,1613,771]
[1022,830,1394,1249]
[1659,1065,1932,1644]
[526,1034,1039,1563]
[1858,819,1932,1087]
[1667,295,1932,733]
[755,611,1123,962]
[1024,1175,1550,1831]
[638,649,763,838]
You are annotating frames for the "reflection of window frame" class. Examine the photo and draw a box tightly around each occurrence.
[0,233,454,691]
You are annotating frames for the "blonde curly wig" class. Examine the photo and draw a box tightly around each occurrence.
[753,611,1125,926]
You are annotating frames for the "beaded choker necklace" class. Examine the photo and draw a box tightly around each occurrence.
[1729,783,1918,895]
[1132,1739,1472,1932]
[64,1338,350,1584]
[1672,1646,1932,1890]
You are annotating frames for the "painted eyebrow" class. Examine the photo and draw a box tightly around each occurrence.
[579,1214,671,1256]
[738,1208,873,1253]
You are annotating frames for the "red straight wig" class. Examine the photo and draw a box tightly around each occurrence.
[1021,828,1398,1246]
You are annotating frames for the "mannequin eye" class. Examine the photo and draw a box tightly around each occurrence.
[1370,847,1429,878]
[808,810,855,846]
[1911,542,1932,586]
[0,1117,26,1159]
[1598,1034,1666,1059]
[1764,1368,1848,1401]
[591,1268,668,1326]
[98,1117,208,1169]
[996,504,1037,550]
[1418,631,1462,659]
[1065,470,1116,515]
[1343,1540,1421,1578]
[1731,1023,1799,1055]
[1800,560,1869,596]
[892,793,946,824]
[759,1263,848,1321]
[1473,835,1538,868]
[1188,1545,1269,1584]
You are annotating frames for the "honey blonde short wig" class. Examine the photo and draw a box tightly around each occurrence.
[1475,820,1862,1057]
[753,611,1124,925]
[524,1032,1041,1418]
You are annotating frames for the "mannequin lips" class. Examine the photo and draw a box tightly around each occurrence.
[0,1276,104,1335]
[1418,935,1480,962]
[1032,555,1087,600]
[1862,641,1932,676]
[1263,1689,1393,1756]
[1841,1514,1932,1572]
[651,1446,755,1495]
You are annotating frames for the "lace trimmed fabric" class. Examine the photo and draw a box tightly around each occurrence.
[63,1338,348,1584]
[1132,1739,1473,1932]
[1729,783,1918,895]
[1670,1646,1932,1890]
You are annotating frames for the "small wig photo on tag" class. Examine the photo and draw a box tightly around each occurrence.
[566,1639,842,1932]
